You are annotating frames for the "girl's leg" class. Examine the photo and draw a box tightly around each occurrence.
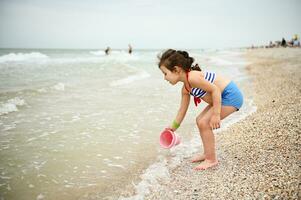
[194,105,237,170]
[191,105,212,162]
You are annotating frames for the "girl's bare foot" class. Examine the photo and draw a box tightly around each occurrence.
[194,159,218,170]
[191,154,206,163]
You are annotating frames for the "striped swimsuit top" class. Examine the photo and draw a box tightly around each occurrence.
[185,71,216,106]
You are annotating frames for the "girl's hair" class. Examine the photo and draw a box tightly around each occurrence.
[158,49,201,72]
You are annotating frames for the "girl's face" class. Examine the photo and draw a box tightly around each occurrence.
[160,65,180,85]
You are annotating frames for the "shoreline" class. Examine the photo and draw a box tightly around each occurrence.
[139,48,301,199]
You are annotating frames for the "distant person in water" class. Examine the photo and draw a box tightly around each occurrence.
[105,47,111,55]
[128,44,132,54]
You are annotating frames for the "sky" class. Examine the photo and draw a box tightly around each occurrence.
[0,0,300,49]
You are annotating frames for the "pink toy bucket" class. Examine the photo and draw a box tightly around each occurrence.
[159,129,181,149]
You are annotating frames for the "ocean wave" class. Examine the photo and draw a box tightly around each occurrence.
[118,158,170,200]
[0,52,140,65]
[52,83,65,91]
[36,83,65,93]
[110,71,150,87]
[0,97,26,116]
[208,56,234,66]
[208,56,250,66]
[49,56,138,64]
[0,49,147,66]
[90,50,106,56]
[0,83,66,100]
[217,50,245,56]
[90,50,140,62]
[0,52,48,63]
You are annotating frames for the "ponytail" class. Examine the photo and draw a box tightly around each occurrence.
[191,63,202,71]
[158,49,202,72]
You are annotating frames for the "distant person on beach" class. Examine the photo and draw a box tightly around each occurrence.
[128,44,132,54]
[292,34,300,47]
[281,38,287,47]
[269,41,275,48]
[105,47,111,55]
[293,39,300,47]
[158,49,243,170]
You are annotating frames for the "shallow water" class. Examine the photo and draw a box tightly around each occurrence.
[0,48,254,199]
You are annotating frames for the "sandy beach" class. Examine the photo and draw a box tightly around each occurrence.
[140,48,301,200]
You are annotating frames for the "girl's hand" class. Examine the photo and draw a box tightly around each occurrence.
[166,127,175,132]
[209,114,221,130]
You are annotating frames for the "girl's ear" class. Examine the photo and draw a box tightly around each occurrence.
[174,66,181,73]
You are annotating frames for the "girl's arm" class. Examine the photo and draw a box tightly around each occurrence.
[189,73,221,129]
[171,86,190,131]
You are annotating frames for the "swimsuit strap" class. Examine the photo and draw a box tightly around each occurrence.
[185,71,202,107]
[184,71,192,93]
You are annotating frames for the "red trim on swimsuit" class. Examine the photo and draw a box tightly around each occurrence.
[185,71,202,107]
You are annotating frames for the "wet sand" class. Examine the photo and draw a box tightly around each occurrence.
[143,48,300,199]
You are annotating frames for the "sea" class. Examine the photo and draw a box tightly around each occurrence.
[0,48,256,200]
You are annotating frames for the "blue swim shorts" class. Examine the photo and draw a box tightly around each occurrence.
[221,81,243,110]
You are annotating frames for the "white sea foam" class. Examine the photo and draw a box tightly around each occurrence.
[218,50,245,56]
[105,52,140,63]
[110,71,150,86]
[118,158,170,200]
[208,56,250,66]
[107,163,126,170]
[36,83,65,94]
[3,123,17,131]
[208,56,234,66]
[0,52,48,63]
[37,88,48,93]
[233,75,251,82]
[50,57,103,64]
[0,97,26,116]
[90,50,106,56]
[52,83,65,91]
[49,53,139,64]
[36,193,45,200]
[0,51,140,65]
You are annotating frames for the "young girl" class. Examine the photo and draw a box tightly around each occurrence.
[158,49,243,170]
